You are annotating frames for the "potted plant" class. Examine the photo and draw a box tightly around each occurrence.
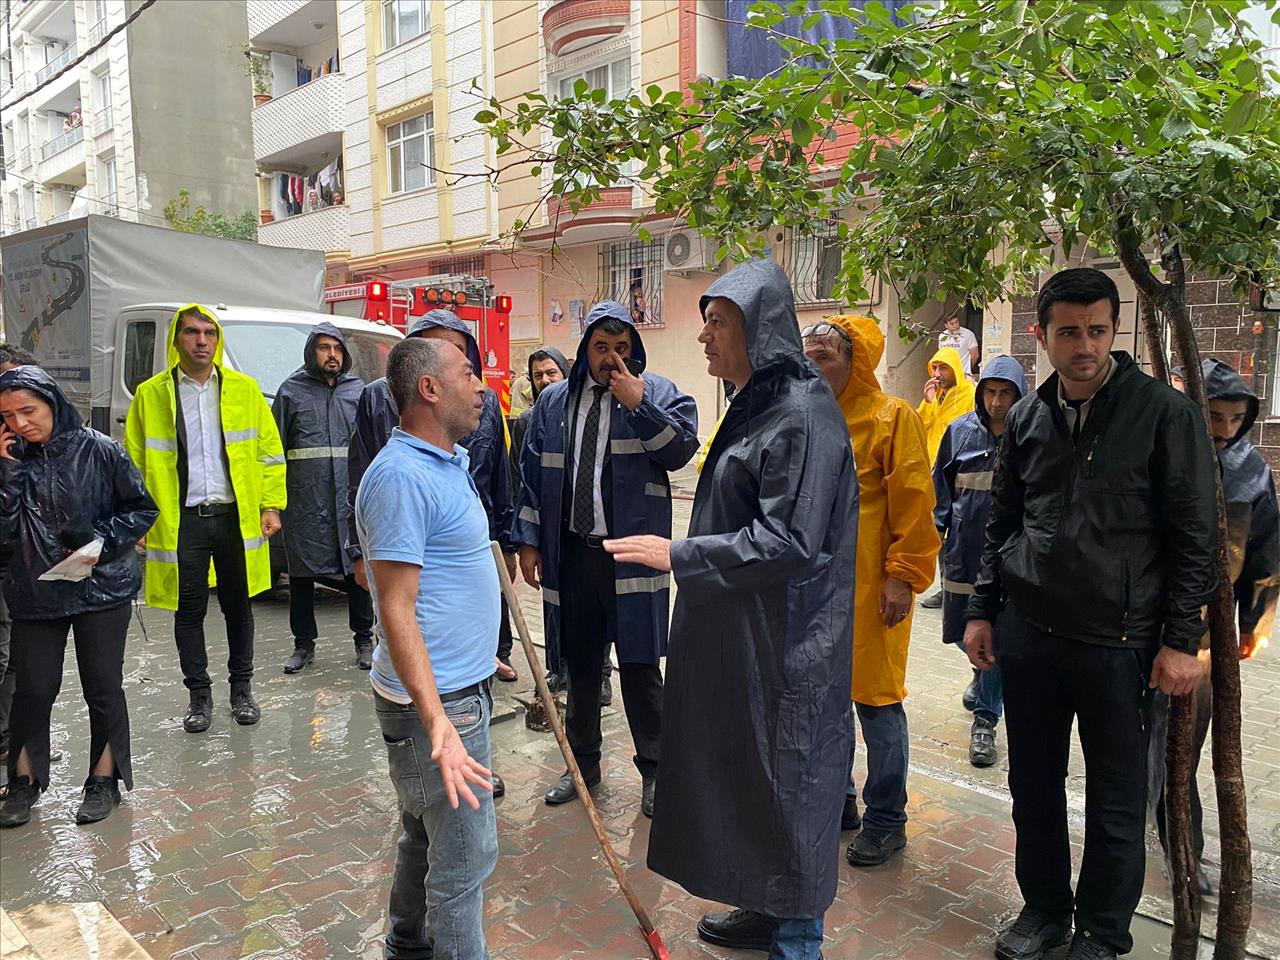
[260,208,274,224]
[245,46,272,106]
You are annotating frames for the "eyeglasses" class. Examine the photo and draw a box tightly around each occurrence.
[801,322,851,344]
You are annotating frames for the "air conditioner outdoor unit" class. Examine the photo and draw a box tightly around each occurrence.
[663,229,716,274]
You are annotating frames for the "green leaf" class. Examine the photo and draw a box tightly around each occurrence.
[474,109,496,124]
[1222,92,1259,135]
[1191,138,1247,160]
[1160,112,1196,139]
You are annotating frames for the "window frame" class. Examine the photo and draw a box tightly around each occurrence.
[385,112,435,196]
[783,225,843,308]
[599,238,665,329]
[382,0,429,50]
[122,320,156,396]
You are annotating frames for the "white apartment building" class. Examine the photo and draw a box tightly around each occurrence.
[0,0,256,237]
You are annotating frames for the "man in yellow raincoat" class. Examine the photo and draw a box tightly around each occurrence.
[917,345,976,466]
[125,305,286,735]
[804,316,940,868]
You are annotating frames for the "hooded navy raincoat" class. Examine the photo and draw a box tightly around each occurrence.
[272,322,365,578]
[0,366,158,619]
[510,301,699,667]
[346,309,513,556]
[509,346,570,491]
[933,355,1027,645]
[647,260,858,920]
[1202,357,1280,638]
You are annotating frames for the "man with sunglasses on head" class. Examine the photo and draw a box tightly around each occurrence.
[803,317,940,868]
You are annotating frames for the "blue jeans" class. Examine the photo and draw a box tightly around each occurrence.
[846,701,908,833]
[375,688,499,960]
[952,640,1004,725]
[770,916,824,960]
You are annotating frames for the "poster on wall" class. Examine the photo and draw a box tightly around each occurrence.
[569,298,585,334]
[549,298,564,326]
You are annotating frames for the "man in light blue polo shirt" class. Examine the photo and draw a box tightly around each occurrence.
[356,336,499,960]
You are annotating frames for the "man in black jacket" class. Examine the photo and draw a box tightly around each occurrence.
[963,268,1217,960]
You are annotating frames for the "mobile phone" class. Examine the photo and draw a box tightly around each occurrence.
[624,357,645,377]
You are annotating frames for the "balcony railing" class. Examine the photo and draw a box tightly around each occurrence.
[94,105,113,136]
[89,17,108,45]
[49,211,70,224]
[41,125,84,161]
[19,146,31,169]
[24,218,37,230]
[3,151,13,170]
[100,193,119,216]
[36,44,77,86]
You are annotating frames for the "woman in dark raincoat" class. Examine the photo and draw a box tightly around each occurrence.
[608,260,858,957]
[0,366,157,828]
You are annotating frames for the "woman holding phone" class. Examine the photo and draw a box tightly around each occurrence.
[0,365,157,827]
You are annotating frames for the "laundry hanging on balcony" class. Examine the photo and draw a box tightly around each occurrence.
[276,155,343,218]
[296,50,340,87]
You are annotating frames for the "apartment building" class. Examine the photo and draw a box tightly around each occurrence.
[0,0,257,236]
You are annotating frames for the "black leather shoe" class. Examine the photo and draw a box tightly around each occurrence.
[76,776,121,824]
[642,776,656,818]
[283,644,315,674]
[846,828,907,866]
[546,672,566,694]
[994,908,1072,960]
[354,641,373,671]
[962,669,979,711]
[184,689,213,733]
[544,768,600,805]
[697,908,777,951]
[969,716,997,767]
[491,774,505,798]
[1065,930,1117,960]
[841,796,862,831]
[230,684,261,725]
[600,672,614,707]
[0,776,40,828]
[920,590,944,609]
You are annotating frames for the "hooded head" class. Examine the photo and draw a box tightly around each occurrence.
[407,309,483,379]
[527,346,569,399]
[699,260,809,388]
[806,315,882,400]
[571,300,647,388]
[975,355,1027,431]
[0,363,82,451]
[303,321,353,381]
[1203,356,1259,450]
[926,346,966,395]
[1169,365,1187,393]
[167,304,225,376]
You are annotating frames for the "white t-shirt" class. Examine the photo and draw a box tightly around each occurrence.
[939,327,979,375]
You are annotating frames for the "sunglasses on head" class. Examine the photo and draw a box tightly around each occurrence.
[801,322,851,344]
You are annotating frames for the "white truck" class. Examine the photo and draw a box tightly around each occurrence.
[1,215,401,439]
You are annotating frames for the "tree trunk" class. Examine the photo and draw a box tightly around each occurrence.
[1139,294,1169,385]
[1162,290,1253,960]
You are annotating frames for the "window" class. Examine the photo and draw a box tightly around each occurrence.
[600,239,664,328]
[783,224,842,306]
[123,321,156,395]
[382,0,428,49]
[99,156,116,196]
[557,56,631,103]
[386,113,433,195]
[95,70,111,110]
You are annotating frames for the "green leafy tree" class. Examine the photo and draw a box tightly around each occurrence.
[163,189,259,242]
[479,1,1280,955]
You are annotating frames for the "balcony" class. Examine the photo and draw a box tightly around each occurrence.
[542,0,631,57]
[24,217,37,230]
[99,193,119,217]
[252,70,344,169]
[41,124,83,161]
[529,185,641,246]
[36,43,77,86]
[248,0,336,48]
[259,203,349,254]
[49,211,71,224]
[88,17,109,45]
[19,146,32,170]
[94,105,113,137]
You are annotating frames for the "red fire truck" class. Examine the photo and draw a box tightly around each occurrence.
[325,275,514,411]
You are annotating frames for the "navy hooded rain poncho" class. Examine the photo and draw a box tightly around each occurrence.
[510,301,699,667]
[647,260,859,920]
[272,322,365,578]
[1202,356,1280,639]
[509,346,570,491]
[346,309,513,557]
[0,365,158,621]
[932,355,1028,645]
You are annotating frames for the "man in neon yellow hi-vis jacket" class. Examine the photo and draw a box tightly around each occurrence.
[125,304,286,734]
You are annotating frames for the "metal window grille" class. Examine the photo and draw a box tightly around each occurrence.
[424,253,486,278]
[782,224,843,307]
[600,239,664,328]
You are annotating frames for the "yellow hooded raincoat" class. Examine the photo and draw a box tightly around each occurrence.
[124,304,287,611]
[829,315,942,706]
[916,345,976,465]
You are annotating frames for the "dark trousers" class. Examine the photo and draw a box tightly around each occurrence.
[999,607,1154,954]
[7,604,132,791]
[1150,670,1212,862]
[0,589,12,756]
[496,595,513,661]
[289,574,374,648]
[560,530,662,778]
[175,509,255,690]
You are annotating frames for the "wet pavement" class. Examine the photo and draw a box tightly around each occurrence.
[2,465,1279,958]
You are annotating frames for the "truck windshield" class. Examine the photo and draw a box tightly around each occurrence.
[219,322,396,398]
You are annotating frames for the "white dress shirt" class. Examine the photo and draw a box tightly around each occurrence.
[571,380,611,536]
[178,367,234,506]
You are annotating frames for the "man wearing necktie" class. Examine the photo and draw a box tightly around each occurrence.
[512,300,699,818]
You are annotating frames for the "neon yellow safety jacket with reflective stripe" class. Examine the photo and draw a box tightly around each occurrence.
[124,304,287,610]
